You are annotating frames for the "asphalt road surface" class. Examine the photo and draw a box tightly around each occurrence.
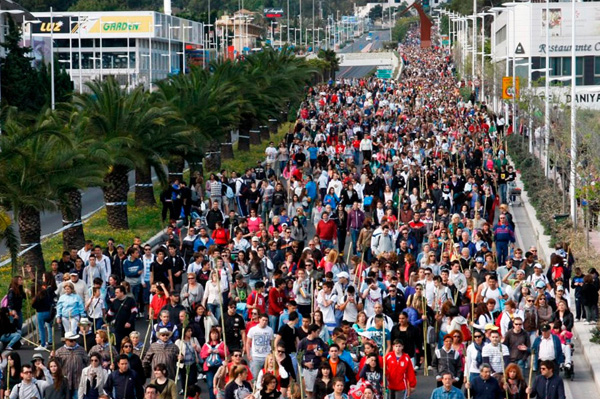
[337,30,393,80]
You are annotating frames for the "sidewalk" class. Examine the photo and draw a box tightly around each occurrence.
[510,167,600,398]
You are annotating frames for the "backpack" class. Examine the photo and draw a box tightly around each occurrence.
[239,181,250,197]
[1,294,8,308]
[225,185,234,199]
[460,323,472,342]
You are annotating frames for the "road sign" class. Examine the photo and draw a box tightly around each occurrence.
[502,76,520,99]
[515,42,525,55]
[377,69,393,79]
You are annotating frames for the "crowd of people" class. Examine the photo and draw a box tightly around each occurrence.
[1,27,598,399]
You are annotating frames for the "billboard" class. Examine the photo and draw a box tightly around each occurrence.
[31,15,154,36]
[264,8,284,18]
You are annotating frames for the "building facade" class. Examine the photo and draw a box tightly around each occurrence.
[492,1,600,109]
[26,11,204,91]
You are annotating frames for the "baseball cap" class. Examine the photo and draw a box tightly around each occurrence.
[535,280,546,289]
[534,264,543,269]
[476,257,484,263]
[338,272,350,279]
[556,285,565,291]
[540,324,551,332]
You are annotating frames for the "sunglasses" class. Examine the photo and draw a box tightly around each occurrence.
[277,350,285,354]
[123,345,132,348]
[474,335,483,339]
[453,335,461,338]
[527,300,534,303]
[232,354,241,357]
[514,323,523,326]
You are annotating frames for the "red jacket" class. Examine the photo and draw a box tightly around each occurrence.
[316,219,337,241]
[268,287,286,316]
[212,228,229,246]
[384,352,417,391]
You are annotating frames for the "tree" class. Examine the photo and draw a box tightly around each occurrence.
[74,77,171,229]
[0,108,96,271]
[0,18,44,112]
[369,5,383,20]
[0,209,19,271]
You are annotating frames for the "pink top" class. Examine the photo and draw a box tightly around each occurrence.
[247,217,262,233]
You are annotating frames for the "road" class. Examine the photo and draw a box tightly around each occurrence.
[337,30,392,79]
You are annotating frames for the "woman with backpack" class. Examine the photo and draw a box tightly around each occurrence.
[201,327,228,399]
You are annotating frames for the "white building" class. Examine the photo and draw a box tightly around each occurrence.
[26,11,204,91]
[492,1,600,109]
[0,0,34,57]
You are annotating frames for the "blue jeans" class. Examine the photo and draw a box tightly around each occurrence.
[1,332,21,348]
[499,184,508,204]
[269,314,279,333]
[131,284,141,307]
[208,303,221,322]
[321,239,334,250]
[350,229,360,255]
[496,241,509,266]
[37,311,53,346]
[206,368,217,399]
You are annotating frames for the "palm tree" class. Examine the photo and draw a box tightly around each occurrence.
[0,208,19,270]
[318,49,340,80]
[232,48,313,141]
[155,65,240,175]
[0,108,92,271]
[74,77,171,229]
[52,104,104,250]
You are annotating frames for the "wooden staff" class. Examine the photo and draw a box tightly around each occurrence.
[34,269,39,346]
[297,351,306,399]
[6,364,10,398]
[422,298,429,376]
[471,282,476,337]
[310,278,315,323]
[382,330,388,397]
[141,312,153,359]
[346,243,352,266]
[215,266,228,354]
[527,349,535,399]
[175,337,185,383]
[21,336,50,352]
[106,321,115,368]
[183,364,191,399]
[52,319,56,353]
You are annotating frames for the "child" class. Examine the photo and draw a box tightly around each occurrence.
[551,320,572,369]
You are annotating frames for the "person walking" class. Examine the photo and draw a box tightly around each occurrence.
[106,285,138,351]
[526,360,565,399]
[105,355,144,399]
[384,339,417,399]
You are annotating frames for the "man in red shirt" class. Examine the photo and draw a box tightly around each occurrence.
[246,281,267,318]
[316,211,337,250]
[268,278,287,333]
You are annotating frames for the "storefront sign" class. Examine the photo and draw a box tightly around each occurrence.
[502,76,520,100]
[32,17,72,34]
[86,15,153,34]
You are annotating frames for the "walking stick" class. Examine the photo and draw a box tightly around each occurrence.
[6,364,10,398]
[106,321,115,368]
[310,278,315,323]
[215,265,228,354]
[141,312,153,358]
[346,243,352,267]
[422,299,429,376]
[183,364,191,398]
[21,337,51,352]
[527,350,535,399]
[383,334,388,399]
[52,319,56,353]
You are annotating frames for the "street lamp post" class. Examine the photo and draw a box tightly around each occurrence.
[544,0,551,177]
[570,0,577,226]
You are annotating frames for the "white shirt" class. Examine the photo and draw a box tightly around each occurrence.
[247,325,274,359]
[77,247,91,264]
[538,335,556,360]
[481,343,509,374]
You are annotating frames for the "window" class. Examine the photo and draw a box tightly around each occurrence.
[594,56,600,85]
[542,56,583,85]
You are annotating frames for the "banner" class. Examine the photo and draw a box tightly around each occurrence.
[502,76,520,100]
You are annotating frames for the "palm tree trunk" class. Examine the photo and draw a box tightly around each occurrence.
[18,206,45,273]
[205,140,222,172]
[135,165,156,207]
[221,131,234,160]
[168,156,185,182]
[60,189,86,251]
[103,165,130,230]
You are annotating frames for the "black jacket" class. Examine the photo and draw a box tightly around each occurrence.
[105,369,143,399]
[470,375,503,399]
[529,373,565,399]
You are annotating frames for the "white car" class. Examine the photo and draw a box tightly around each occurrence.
[366,36,372,41]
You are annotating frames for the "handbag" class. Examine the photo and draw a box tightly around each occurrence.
[364,196,373,207]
